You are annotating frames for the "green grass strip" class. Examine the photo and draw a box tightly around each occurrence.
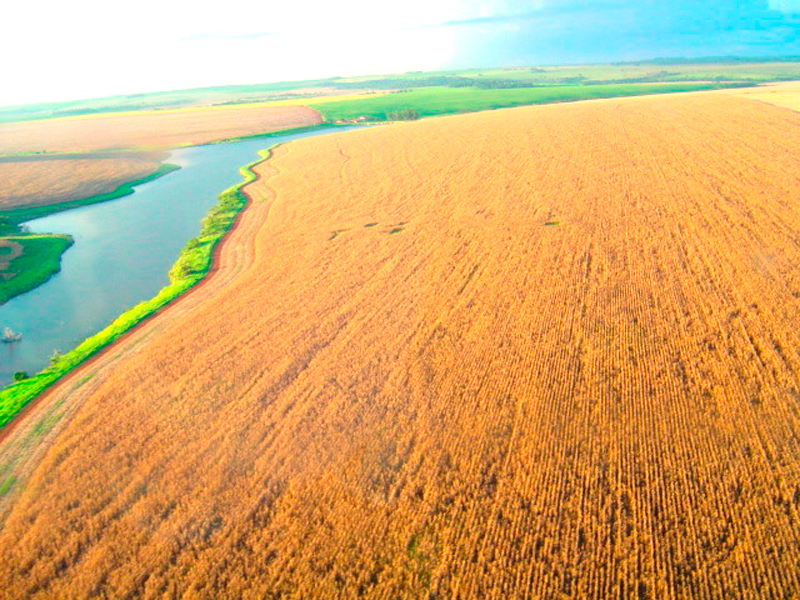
[0,163,180,232]
[0,235,74,304]
[0,476,16,498]
[309,82,746,122]
[0,148,274,430]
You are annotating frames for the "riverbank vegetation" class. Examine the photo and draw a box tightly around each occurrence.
[0,149,269,428]
[0,235,73,304]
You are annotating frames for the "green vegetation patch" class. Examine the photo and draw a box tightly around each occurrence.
[0,149,272,430]
[0,235,74,304]
[0,476,16,498]
[310,82,745,122]
[32,410,62,437]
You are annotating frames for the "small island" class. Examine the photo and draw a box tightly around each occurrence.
[0,234,73,305]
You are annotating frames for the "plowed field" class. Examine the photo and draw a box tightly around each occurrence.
[0,104,321,154]
[2,92,800,598]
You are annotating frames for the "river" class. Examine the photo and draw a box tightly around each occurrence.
[0,127,351,384]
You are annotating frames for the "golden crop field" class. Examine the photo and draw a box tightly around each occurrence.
[0,104,321,154]
[0,153,164,209]
[730,80,800,113]
[1,91,800,598]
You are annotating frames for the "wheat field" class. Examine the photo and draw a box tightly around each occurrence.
[1,91,799,598]
[0,153,165,210]
[0,105,321,154]
[731,80,800,113]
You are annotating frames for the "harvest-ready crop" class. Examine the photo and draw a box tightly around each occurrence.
[1,91,799,598]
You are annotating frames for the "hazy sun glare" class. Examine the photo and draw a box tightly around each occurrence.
[1,0,464,106]
[3,0,800,106]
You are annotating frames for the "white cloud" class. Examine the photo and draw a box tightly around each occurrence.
[769,0,800,13]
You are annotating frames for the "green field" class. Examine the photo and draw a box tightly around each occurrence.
[3,59,799,125]
[308,82,744,122]
[0,235,73,304]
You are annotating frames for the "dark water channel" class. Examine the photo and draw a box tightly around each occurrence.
[0,128,348,384]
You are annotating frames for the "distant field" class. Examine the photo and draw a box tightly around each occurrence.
[0,104,322,154]
[2,92,800,597]
[0,153,164,211]
[0,235,73,304]
[3,60,798,125]
[0,86,368,124]
[309,82,743,121]
[730,80,800,112]
[462,60,800,84]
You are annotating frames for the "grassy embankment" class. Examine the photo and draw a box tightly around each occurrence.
[0,148,271,428]
[0,124,345,305]
[308,82,745,122]
[0,235,74,304]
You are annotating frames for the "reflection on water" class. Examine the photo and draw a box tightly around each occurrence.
[0,128,351,384]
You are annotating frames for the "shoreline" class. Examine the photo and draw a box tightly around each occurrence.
[0,162,181,230]
[0,146,280,523]
[0,143,279,431]
[0,158,266,444]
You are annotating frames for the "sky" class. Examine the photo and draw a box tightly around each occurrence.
[2,0,800,107]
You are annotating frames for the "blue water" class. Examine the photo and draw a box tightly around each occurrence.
[0,128,351,384]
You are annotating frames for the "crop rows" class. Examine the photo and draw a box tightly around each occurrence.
[1,92,800,597]
[0,105,321,154]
